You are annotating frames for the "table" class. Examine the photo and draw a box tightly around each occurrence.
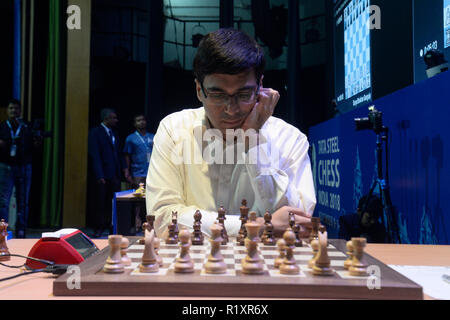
[113,190,145,236]
[1,239,449,300]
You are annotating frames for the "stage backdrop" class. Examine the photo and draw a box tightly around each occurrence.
[309,71,450,244]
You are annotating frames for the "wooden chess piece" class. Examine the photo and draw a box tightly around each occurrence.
[103,235,125,274]
[293,223,303,247]
[319,225,329,246]
[120,237,131,266]
[349,238,369,277]
[139,215,156,244]
[0,219,11,262]
[279,228,300,275]
[174,228,195,273]
[166,222,178,244]
[192,210,204,245]
[241,212,264,275]
[309,217,321,243]
[274,238,286,268]
[312,231,334,276]
[217,206,228,244]
[344,240,354,270]
[138,222,147,245]
[204,223,227,274]
[262,211,276,246]
[308,238,320,269]
[237,199,249,245]
[288,212,295,229]
[171,211,179,242]
[154,236,163,266]
[139,229,159,273]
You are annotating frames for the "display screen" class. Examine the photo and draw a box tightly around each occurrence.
[65,232,99,259]
[414,0,450,82]
[334,0,373,114]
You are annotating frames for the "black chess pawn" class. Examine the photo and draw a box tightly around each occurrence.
[192,210,204,245]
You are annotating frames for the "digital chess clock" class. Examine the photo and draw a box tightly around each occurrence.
[26,229,99,269]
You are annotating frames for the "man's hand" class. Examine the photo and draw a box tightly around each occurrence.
[97,178,106,184]
[269,206,312,238]
[124,168,133,184]
[241,87,280,132]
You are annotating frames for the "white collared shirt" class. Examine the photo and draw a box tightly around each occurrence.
[101,123,115,145]
[146,107,316,237]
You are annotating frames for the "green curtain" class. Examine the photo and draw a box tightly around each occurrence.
[40,0,64,227]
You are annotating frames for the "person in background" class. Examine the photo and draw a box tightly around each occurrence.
[88,108,125,238]
[339,194,387,243]
[123,113,154,232]
[0,99,41,238]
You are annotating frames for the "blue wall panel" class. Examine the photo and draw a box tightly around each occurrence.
[309,71,450,244]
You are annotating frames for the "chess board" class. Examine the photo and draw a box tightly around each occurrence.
[53,237,423,299]
[344,0,371,99]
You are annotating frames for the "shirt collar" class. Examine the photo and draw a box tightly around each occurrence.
[101,123,111,134]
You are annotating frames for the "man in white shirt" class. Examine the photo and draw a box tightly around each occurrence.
[146,28,316,239]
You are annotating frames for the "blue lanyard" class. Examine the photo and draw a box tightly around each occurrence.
[6,120,22,140]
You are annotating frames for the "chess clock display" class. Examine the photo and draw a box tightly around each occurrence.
[26,229,99,269]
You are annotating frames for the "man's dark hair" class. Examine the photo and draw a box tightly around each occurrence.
[100,108,116,122]
[358,195,383,219]
[8,98,21,107]
[193,28,265,84]
[133,113,146,122]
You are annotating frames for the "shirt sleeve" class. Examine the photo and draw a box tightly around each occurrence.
[146,122,242,238]
[241,131,317,216]
[123,136,133,154]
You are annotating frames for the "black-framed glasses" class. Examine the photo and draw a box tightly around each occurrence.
[201,83,260,106]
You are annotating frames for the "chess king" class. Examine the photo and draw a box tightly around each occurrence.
[146,28,316,239]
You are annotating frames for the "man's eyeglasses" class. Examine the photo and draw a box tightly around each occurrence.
[201,83,260,106]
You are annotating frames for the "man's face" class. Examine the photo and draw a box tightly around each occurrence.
[105,113,118,128]
[134,116,147,130]
[196,69,261,135]
[7,103,21,120]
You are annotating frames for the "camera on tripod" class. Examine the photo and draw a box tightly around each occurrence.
[354,106,384,134]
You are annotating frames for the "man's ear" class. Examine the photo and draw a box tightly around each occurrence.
[259,75,264,87]
[194,79,204,102]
